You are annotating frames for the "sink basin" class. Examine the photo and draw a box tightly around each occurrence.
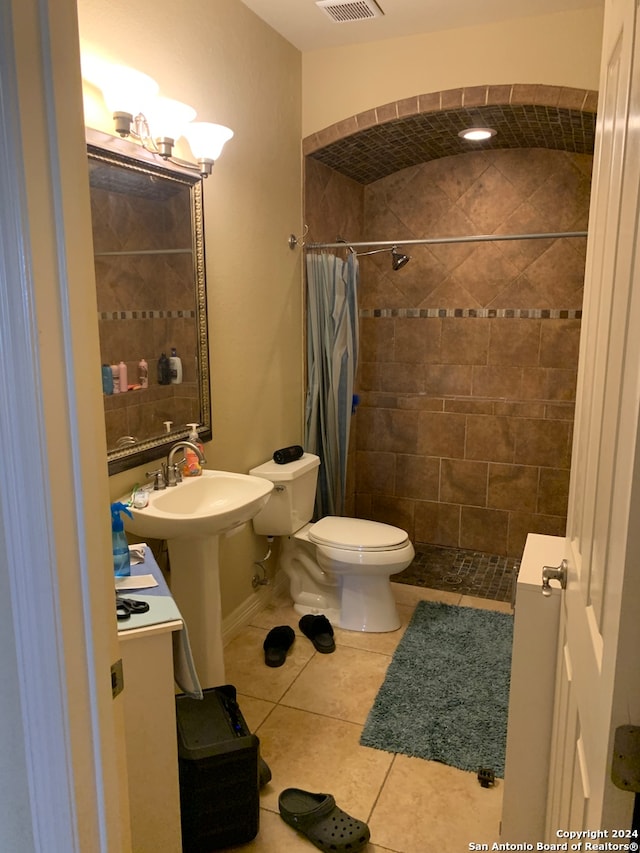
[123,469,273,540]
[121,467,273,690]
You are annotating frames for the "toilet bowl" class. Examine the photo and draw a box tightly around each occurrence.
[249,454,415,632]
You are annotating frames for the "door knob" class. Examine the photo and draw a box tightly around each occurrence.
[541,559,568,596]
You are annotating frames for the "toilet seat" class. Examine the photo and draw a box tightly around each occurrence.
[309,516,409,552]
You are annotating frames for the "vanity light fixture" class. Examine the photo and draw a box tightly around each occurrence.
[458,127,497,141]
[83,59,233,178]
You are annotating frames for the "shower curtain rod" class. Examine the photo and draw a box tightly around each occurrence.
[304,230,588,250]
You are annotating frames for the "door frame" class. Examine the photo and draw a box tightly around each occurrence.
[0,0,129,849]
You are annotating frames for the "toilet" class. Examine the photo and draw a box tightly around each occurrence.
[249,453,415,632]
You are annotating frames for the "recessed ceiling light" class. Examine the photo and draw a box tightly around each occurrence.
[458,127,497,141]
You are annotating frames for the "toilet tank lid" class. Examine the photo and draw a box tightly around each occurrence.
[309,516,409,551]
[249,452,320,481]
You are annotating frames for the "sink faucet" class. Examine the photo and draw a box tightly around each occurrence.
[165,440,206,485]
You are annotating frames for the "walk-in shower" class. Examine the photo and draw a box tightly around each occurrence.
[303,85,596,560]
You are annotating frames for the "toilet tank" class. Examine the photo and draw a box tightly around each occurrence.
[249,453,320,535]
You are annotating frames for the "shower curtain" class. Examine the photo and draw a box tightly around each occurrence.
[305,250,359,518]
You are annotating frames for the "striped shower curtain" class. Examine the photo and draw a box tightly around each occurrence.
[305,251,359,518]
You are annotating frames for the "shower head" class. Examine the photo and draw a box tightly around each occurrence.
[355,245,411,271]
[391,247,410,270]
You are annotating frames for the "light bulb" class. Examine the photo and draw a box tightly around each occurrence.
[146,97,197,144]
[184,122,234,162]
[91,63,159,118]
[458,127,497,141]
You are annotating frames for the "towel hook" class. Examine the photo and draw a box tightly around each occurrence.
[288,224,309,250]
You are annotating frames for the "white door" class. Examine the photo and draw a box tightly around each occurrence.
[546,0,640,832]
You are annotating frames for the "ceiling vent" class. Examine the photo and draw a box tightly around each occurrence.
[315,0,384,23]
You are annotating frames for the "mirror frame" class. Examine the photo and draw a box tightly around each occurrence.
[86,129,212,475]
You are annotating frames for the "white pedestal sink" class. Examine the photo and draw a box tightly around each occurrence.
[122,470,273,688]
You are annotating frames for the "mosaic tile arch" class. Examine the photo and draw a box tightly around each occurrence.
[303,83,597,184]
[304,84,596,561]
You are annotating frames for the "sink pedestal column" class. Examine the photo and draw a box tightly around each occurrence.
[167,535,225,689]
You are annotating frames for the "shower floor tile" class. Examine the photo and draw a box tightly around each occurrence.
[392,543,520,603]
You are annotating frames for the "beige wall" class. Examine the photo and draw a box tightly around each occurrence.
[302,7,604,136]
[78,0,303,616]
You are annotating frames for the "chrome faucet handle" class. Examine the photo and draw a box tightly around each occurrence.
[165,461,183,486]
[173,457,186,483]
[146,467,166,490]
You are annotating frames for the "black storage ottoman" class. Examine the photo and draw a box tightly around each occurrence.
[176,685,260,852]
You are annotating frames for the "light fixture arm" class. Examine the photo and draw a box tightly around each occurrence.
[110,112,221,177]
[160,156,214,179]
[114,110,168,156]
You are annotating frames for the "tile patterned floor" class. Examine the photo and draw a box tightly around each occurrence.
[220,581,513,853]
[393,544,521,604]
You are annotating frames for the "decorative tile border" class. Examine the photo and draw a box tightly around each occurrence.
[360,308,582,319]
[99,310,196,320]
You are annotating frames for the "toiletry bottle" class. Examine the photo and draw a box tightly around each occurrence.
[138,358,148,388]
[111,502,133,578]
[102,364,113,395]
[182,423,204,477]
[119,360,128,392]
[169,347,183,384]
[111,362,120,394]
[157,352,171,385]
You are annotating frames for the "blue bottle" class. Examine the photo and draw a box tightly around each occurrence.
[111,502,133,577]
[102,364,114,395]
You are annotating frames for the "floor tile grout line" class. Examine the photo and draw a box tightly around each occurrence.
[275,699,376,730]
[276,647,321,704]
[365,751,398,826]
[249,697,279,734]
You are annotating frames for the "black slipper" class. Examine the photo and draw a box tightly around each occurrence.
[263,625,295,667]
[279,788,370,852]
[299,614,336,654]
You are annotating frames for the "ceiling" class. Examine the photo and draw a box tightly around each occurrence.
[239,0,602,52]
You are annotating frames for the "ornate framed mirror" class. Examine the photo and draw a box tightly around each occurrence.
[87,129,211,475]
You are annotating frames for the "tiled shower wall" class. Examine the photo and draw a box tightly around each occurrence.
[306,148,592,559]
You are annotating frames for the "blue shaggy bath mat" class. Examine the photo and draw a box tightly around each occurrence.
[360,601,514,776]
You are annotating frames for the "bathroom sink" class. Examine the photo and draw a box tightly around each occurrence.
[120,468,273,690]
[122,469,273,540]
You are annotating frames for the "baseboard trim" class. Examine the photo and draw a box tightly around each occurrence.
[221,570,289,646]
